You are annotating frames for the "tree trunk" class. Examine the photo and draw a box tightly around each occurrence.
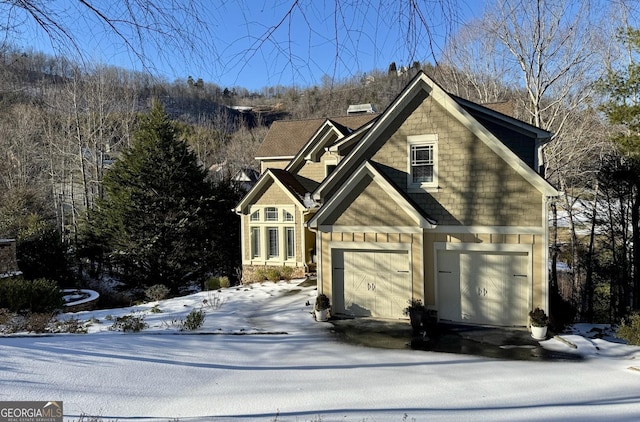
[550,200,558,292]
[633,182,640,311]
[584,182,599,322]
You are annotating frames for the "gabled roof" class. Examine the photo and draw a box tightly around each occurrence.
[481,100,518,118]
[307,161,437,229]
[285,119,351,173]
[232,168,260,183]
[454,95,551,140]
[255,114,379,160]
[327,119,378,154]
[234,168,310,213]
[313,71,559,201]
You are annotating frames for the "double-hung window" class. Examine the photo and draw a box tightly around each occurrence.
[408,134,438,191]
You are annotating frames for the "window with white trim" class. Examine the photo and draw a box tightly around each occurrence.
[285,227,295,259]
[248,206,297,262]
[265,207,278,221]
[267,227,279,258]
[408,134,438,190]
[250,227,260,258]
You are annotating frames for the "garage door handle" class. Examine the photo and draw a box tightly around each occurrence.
[397,270,409,273]
[439,271,452,274]
[513,274,527,277]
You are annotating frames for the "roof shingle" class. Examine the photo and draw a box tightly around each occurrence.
[255,114,378,159]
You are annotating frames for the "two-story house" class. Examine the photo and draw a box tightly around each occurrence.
[235,72,558,327]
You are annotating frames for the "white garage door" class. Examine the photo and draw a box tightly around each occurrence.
[332,249,411,319]
[437,250,529,326]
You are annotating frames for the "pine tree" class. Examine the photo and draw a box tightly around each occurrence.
[599,27,640,312]
[89,101,214,293]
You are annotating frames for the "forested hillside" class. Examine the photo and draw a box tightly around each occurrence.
[0,8,639,326]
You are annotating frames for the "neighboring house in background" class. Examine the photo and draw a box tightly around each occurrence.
[235,72,558,327]
[209,162,260,192]
[0,239,20,278]
[232,168,260,192]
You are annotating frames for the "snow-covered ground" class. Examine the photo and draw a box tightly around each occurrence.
[2,280,640,421]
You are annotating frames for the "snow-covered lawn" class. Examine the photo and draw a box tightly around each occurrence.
[2,280,640,421]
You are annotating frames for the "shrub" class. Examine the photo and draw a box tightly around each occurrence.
[109,314,147,332]
[315,294,331,311]
[0,308,13,325]
[0,277,63,313]
[266,268,281,282]
[150,304,162,313]
[205,276,221,291]
[617,313,640,345]
[183,309,205,330]
[203,291,223,310]
[0,313,26,334]
[403,299,425,316]
[17,219,72,283]
[529,307,549,327]
[280,266,294,281]
[25,313,54,333]
[145,284,170,302]
[253,268,267,282]
[52,318,88,334]
[219,276,231,288]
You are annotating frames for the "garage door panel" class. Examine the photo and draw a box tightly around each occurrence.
[335,249,410,319]
[437,250,461,322]
[344,251,374,317]
[438,249,530,326]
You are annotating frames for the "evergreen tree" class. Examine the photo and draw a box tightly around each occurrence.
[599,27,640,312]
[89,101,214,293]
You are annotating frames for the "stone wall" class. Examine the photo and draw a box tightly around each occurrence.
[241,264,306,284]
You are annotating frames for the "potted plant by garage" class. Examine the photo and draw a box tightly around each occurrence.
[314,294,331,322]
[529,307,549,340]
[403,299,425,336]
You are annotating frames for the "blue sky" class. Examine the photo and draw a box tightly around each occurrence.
[6,1,482,91]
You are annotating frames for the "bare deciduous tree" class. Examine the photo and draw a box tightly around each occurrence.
[1,1,465,87]
[437,0,626,320]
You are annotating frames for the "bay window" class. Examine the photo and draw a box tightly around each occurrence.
[248,206,296,262]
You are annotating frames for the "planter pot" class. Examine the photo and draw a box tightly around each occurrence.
[315,309,330,322]
[409,310,423,336]
[531,325,548,340]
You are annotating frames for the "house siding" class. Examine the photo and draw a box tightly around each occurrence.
[319,230,423,304]
[254,182,296,205]
[242,72,555,326]
[324,176,416,227]
[314,91,548,323]
[239,180,307,283]
[260,159,290,173]
[296,152,341,185]
[423,230,545,313]
[372,96,542,227]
